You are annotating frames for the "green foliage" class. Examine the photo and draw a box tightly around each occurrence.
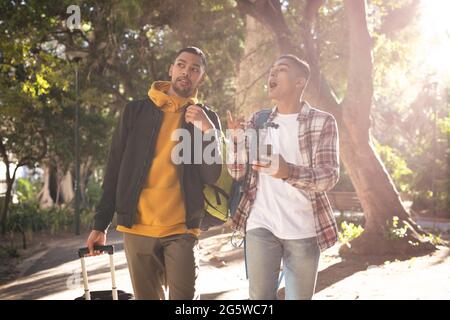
[316,0,349,99]
[420,232,444,246]
[338,221,364,246]
[15,178,42,203]
[383,217,445,246]
[85,177,102,208]
[6,201,94,235]
[374,140,413,193]
[0,197,5,216]
[1,0,245,165]
[369,0,449,217]
[0,1,247,233]
[384,216,410,240]
[0,244,19,259]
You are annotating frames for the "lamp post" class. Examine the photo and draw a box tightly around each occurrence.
[66,50,88,235]
[431,81,439,217]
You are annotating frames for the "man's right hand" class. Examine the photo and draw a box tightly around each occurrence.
[86,230,107,256]
[226,111,246,143]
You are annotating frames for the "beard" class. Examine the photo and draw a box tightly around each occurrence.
[172,78,193,98]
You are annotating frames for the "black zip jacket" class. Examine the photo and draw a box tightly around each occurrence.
[93,98,222,232]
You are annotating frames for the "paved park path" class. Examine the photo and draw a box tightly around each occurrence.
[0,223,449,300]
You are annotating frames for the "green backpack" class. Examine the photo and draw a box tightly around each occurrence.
[201,136,233,231]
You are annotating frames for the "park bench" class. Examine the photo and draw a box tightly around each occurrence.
[327,191,363,214]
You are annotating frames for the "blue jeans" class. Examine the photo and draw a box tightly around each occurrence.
[246,228,320,300]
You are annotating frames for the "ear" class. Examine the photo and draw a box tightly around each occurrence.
[168,64,174,78]
[198,72,206,85]
[296,77,306,88]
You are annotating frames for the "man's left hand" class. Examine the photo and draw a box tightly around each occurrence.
[185,104,214,133]
[252,154,290,180]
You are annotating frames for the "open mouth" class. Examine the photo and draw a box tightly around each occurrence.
[178,78,191,87]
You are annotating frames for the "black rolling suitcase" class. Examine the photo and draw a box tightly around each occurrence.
[75,245,134,300]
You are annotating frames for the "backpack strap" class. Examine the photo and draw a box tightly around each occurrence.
[254,108,272,129]
[239,108,273,183]
[195,103,221,131]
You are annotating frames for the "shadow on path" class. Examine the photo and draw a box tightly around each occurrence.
[315,249,435,293]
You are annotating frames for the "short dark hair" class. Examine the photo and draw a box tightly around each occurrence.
[277,54,310,81]
[175,46,207,69]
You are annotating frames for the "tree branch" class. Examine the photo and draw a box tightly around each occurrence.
[237,0,297,54]
[16,130,48,169]
[236,67,271,111]
[292,0,341,116]
[110,86,128,104]
[237,0,341,116]
[52,29,92,47]
[377,0,420,36]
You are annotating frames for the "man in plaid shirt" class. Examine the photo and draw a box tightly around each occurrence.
[226,54,339,300]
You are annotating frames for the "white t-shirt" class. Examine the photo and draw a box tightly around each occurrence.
[246,112,317,239]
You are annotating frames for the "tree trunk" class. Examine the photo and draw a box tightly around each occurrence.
[59,169,75,204]
[235,15,274,116]
[0,131,47,234]
[54,164,63,205]
[1,179,13,235]
[38,162,73,206]
[237,0,436,255]
[38,157,91,209]
[237,0,297,54]
[37,164,54,209]
[79,156,93,206]
[338,129,435,255]
[0,165,19,235]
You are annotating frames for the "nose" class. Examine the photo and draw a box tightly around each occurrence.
[182,70,191,79]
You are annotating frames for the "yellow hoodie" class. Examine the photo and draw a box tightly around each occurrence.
[117,81,200,238]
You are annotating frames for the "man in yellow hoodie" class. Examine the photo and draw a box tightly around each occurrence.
[85,47,222,299]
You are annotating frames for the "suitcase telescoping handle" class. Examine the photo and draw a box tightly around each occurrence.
[78,245,114,257]
[77,245,118,300]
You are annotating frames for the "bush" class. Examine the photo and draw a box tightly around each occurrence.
[374,141,413,194]
[338,221,364,246]
[85,178,103,208]
[0,244,19,259]
[15,178,42,203]
[383,216,410,240]
[6,201,95,236]
[335,211,365,229]
[411,188,449,217]
[0,196,5,216]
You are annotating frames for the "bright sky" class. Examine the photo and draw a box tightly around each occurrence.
[418,0,450,82]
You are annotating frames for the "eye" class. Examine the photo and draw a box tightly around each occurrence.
[177,63,185,68]
[192,67,200,73]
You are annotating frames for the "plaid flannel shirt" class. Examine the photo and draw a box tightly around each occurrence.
[227,102,340,252]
